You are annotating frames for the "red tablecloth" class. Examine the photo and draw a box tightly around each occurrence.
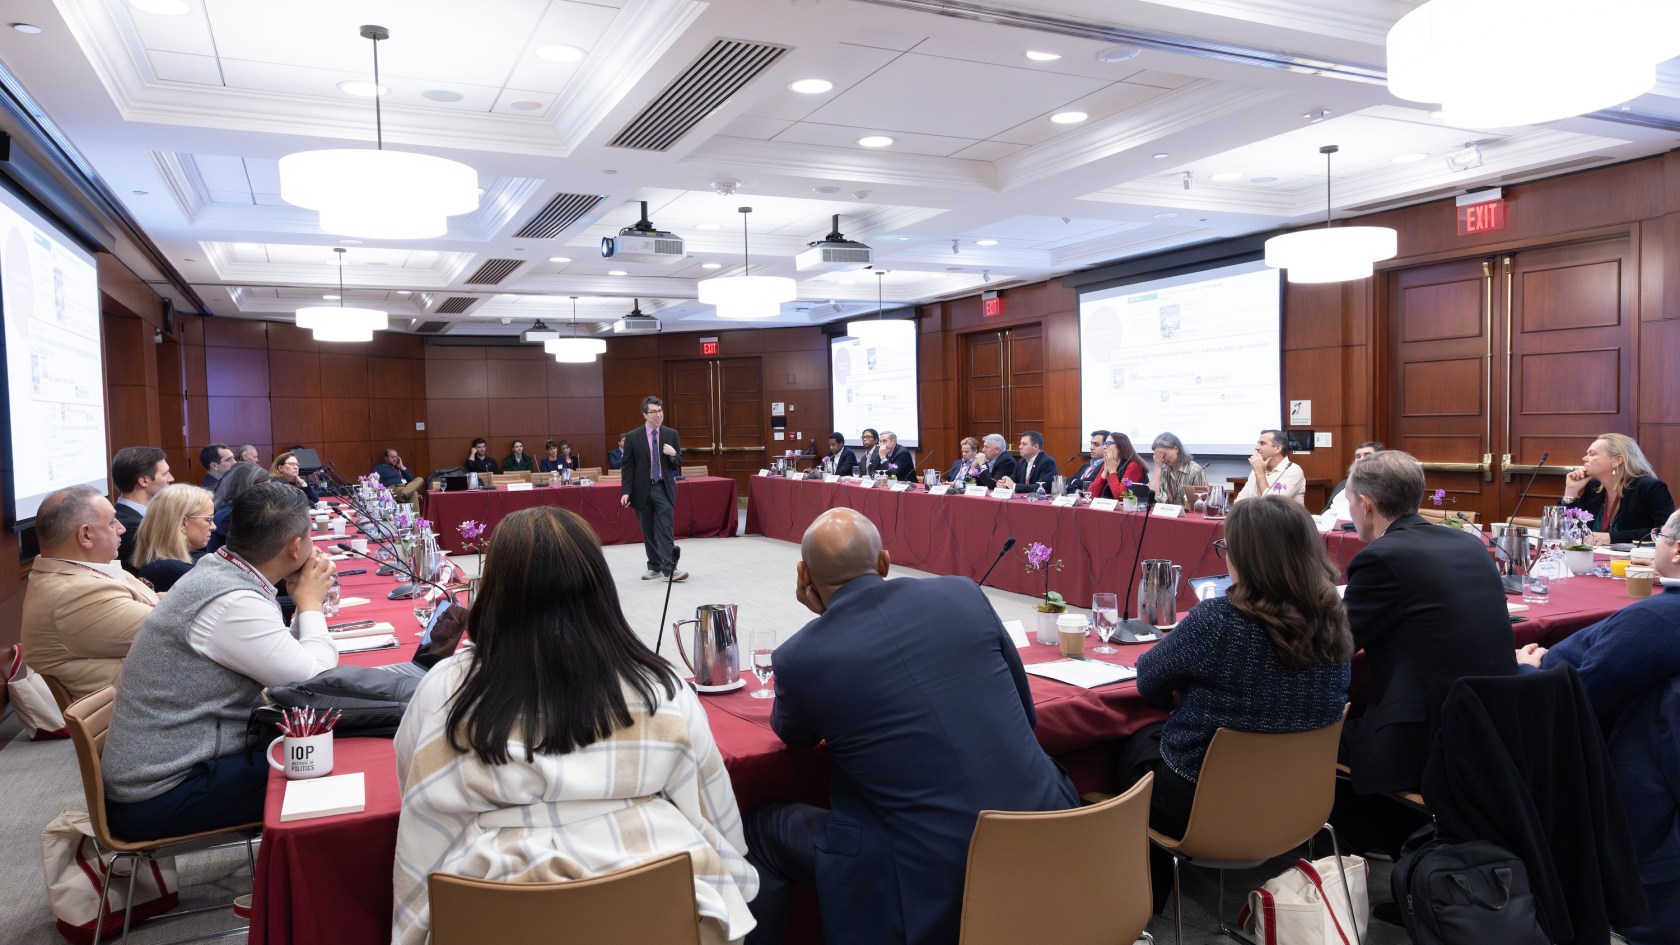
[425,477,739,553]
[745,477,1369,610]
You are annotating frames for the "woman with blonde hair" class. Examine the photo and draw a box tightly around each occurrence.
[392,506,756,945]
[1562,433,1675,545]
[131,484,216,592]
[945,436,983,482]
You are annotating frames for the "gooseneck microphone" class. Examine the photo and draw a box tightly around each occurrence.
[1496,450,1550,594]
[1114,499,1160,643]
[335,542,458,606]
[977,537,1016,587]
[654,545,682,657]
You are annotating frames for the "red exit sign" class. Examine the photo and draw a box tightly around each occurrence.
[981,292,1003,317]
[699,337,720,355]
[1456,189,1506,236]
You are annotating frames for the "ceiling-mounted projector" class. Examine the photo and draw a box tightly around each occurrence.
[521,319,559,343]
[609,298,661,334]
[600,200,685,264]
[796,215,872,272]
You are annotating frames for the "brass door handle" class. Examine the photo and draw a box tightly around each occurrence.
[719,446,766,452]
[1501,463,1571,484]
[1418,460,1492,482]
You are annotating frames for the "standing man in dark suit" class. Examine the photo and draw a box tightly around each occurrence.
[619,396,687,582]
[745,509,1076,945]
[111,445,174,572]
[998,431,1058,493]
[864,430,915,481]
[1336,449,1515,847]
[820,432,858,476]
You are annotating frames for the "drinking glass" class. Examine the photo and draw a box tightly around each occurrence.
[1091,593,1120,653]
[1521,573,1550,605]
[748,630,776,699]
[412,601,436,628]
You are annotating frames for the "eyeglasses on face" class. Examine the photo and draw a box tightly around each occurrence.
[184,515,215,522]
[1651,527,1679,545]
[1211,538,1227,559]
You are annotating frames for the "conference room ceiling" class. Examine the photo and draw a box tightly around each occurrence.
[3,0,1677,336]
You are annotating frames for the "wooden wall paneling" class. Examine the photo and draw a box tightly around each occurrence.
[270,396,325,448]
[203,318,268,349]
[1042,305,1081,457]
[368,356,415,399]
[207,396,272,451]
[1004,324,1046,437]
[268,348,322,394]
[104,314,163,450]
[1638,318,1680,424]
[425,351,490,400]
[319,353,371,399]
[426,399,491,441]
[320,399,370,444]
[206,346,271,398]
[155,339,188,475]
[1638,424,1680,498]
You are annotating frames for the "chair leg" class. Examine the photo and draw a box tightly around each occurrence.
[92,851,117,945]
[1216,868,1262,945]
[1172,854,1184,945]
[119,854,141,943]
[1324,823,1363,945]
[246,838,257,879]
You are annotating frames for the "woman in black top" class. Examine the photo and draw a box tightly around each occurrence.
[132,484,216,592]
[1562,433,1675,545]
[1127,495,1352,912]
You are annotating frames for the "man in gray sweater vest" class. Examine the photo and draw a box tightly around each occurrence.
[102,482,338,840]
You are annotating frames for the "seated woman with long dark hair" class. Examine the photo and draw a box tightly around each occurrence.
[1125,495,1353,912]
[1088,431,1148,500]
[392,507,757,945]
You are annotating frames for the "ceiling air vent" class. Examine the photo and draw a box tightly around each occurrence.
[435,296,478,314]
[465,259,524,285]
[514,192,606,239]
[413,320,451,334]
[608,39,790,152]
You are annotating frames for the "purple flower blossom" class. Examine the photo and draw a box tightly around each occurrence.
[1432,488,1446,507]
[1026,542,1052,569]
[458,519,485,540]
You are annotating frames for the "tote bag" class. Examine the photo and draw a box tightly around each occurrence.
[6,646,68,739]
[1238,855,1370,945]
[40,810,178,945]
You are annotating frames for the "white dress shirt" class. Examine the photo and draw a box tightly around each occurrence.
[1237,457,1306,505]
[185,561,336,687]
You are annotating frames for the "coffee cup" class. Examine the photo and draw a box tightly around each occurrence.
[350,537,369,555]
[1057,613,1088,658]
[1626,566,1655,599]
[267,732,333,780]
[330,518,347,536]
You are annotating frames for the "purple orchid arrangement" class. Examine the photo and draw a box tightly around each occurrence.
[457,519,487,554]
[1432,488,1447,507]
[1562,506,1596,548]
[1022,541,1066,612]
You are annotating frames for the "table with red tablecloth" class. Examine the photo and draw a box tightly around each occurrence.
[424,477,738,553]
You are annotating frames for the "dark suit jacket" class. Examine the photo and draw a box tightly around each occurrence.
[620,425,681,509]
[114,501,144,572]
[200,474,221,490]
[822,448,858,477]
[1067,457,1104,491]
[1342,514,1517,793]
[970,453,1016,489]
[772,574,1078,945]
[1574,475,1676,544]
[606,448,624,470]
[1010,451,1059,492]
[864,445,916,481]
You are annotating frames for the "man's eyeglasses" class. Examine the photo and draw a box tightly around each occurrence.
[1211,538,1227,560]
[1651,527,1679,545]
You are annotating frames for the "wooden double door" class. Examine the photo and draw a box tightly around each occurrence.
[665,357,765,497]
[961,324,1046,452]
[1384,236,1637,522]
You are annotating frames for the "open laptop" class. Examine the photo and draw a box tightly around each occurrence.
[378,601,459,678]
[1188,574,1234,600]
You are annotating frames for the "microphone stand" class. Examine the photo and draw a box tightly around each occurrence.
[1497,451,1550,594]
[654,545,683,656]
[913,449,937,489]
[977,537,1017,587]
[1114,499,1160,643]
[335,542,459,607]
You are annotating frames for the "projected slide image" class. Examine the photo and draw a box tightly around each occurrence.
[831,324,920,447]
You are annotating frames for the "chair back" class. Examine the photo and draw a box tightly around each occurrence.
[681,465,709,478]
[576,467,602,479]
[41,672,73,713]
[1510,515,1541,529]
[1416,508,1478,525]
[1173,707,1348,862]
[62,687,130,853]
[428,851,701,945]
[958,774,1154,945]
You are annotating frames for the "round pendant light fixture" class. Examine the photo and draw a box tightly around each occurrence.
[698,207,796,319]
[1263,145,1397,284]
[544,296,606,362]
[295,248,388,341]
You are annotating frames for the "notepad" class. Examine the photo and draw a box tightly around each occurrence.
[1024,659,1138,689]
[280,772,366,822]
[333,634,399,654]
[1002,619,1031,649]
[328,621,396,639]
[337,597,371,608]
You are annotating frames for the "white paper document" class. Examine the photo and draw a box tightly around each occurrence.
[1023,659,1138,689]
[333,634,400,654]
[281,772,366,822]
[1002,619,1031,649]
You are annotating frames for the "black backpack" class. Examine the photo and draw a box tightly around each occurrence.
[1391,824,1548,944]
[249,665,422,743]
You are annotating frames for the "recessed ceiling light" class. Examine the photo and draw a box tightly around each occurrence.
[1153,212,1178,219]
[367,261,389,267]
[10,22,44,33]
[946,266,964,271]
[338,239,363,245]
[812,185,841,194]
[608,269,628,276]
[548,256,571,263]
[1209,171,1243,182]
[1025,50,1061,61]
[601,169,617,175]
[1428,110,1444,120]
[1152,152,1170,159]
[788,78,833,94]
[897,236,910,241]
[1094,45,1142,63]
[129,0,189,15]
[422,89,464,103]
[130,190,149,196]
[1050,111,1088,124]
[535,44,585,63]
[857,135,894,148]
[337,80,387,97]
[323,294,341,300]
[696,223,720,230]
[701,263,722,269]
[1250,176,1279,184]
[508,99,543,111]
[975,239,999,246]
[1390,152,1429,164]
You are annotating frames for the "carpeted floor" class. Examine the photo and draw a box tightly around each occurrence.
[0,531,1412,944]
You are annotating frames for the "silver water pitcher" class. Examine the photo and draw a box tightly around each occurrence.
[1203,483,1229,518]
[1050,475,1067,497]
[673,604,742,691]
[1138,559,1183,628]
[1496,525,1537,577]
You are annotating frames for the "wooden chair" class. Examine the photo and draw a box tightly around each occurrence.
[959,773,1155,945]
[428,851,702,945]
[680,465,709,478]
[1510,515,1542,529]
[1150,707,1358,945]
[62,687,260,944]
[575,466,603,480]
[41,671,73,714]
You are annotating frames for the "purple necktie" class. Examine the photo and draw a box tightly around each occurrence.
[649,427,661,482]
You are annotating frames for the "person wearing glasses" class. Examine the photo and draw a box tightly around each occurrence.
[945,436,982,483]
[1561,433,1675,545]
[270,451,320,505]
[1124,496,1352,914]
[1147,432,1208,507]
[1067,430,1109,492]
[131,484,217,593]
[1089,432,1148,501]
[1516,509,1680,945]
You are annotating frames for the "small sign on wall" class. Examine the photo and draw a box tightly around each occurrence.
[1289,400,1311,425]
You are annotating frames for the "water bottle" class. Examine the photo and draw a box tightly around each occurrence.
[322,579,341,619]
[562,465,572,485]
[551,469,559,487]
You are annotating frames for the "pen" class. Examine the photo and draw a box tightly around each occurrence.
[340,568,368,576]
[329,620,377,632]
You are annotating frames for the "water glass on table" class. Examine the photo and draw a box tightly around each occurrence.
[1091,592,1120,654]
[1521,573,1549,605]
[413,600,437,628]
[748,630,776,700]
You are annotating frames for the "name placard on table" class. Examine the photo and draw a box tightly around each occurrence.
[1051,494,1078,507]
[989,487,1013,500]
[964,484,990,497]
[505,482,533,492]
[888,482,913,492]
[824,474,840,484]
[1089,497,1120,511]
[1152,503,1185,518]
[856,477,876,489]
[928,484,950,496]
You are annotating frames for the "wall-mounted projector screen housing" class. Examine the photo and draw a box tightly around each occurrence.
[830,321,920,448]
[0,178,107,527]
[1078,259,1281,456]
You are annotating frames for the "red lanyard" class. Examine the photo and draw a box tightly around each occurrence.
[215,547,278,599]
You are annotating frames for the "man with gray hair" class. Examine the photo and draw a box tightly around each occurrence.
[102,481,338,840]
[969,433,1016,489]
[864,430,915,481]
[20,486,159,703]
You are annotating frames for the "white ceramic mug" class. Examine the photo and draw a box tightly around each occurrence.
[330,518,347,536]
[268,732,333,780]
[350,537,369,554]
